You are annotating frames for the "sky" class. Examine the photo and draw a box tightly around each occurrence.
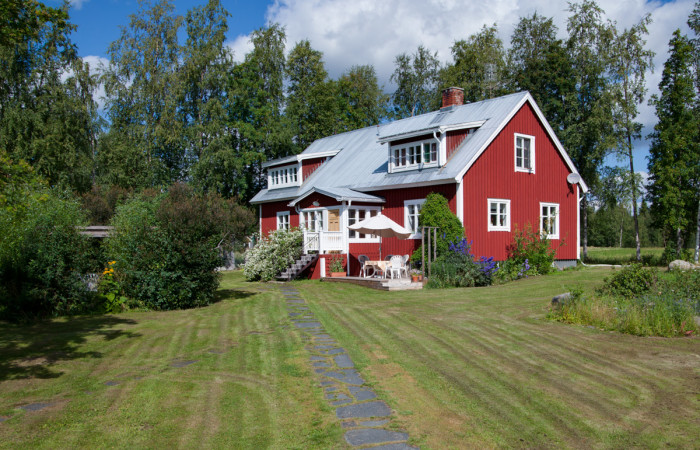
[55,0,696,174]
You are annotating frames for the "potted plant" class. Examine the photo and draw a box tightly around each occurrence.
[329,257,345,277]
[410,269,422,282]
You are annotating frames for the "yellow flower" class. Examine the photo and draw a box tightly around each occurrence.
[108,261,116,265]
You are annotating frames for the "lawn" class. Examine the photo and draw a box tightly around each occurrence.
[583,246,665,265]
[1,268,698,448]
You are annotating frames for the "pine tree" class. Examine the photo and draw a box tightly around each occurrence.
[647,29,699,259]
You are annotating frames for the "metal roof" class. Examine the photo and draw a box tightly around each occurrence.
[251,91,586,204]
[287,187,385,207]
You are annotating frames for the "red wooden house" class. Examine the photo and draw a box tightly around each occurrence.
[250,88,587,278]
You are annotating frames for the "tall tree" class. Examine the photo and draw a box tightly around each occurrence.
[608,14,654,261]
[180,0,235,195]
[442,24,507,102]
[390,45,440,118]
[507,13,575,134]
[0,1,98,192]
[688,1,700,263]
[0,0,67,46]
[564,0,615,260]
[647,29,699,259]
[286,40,337,151]
[101,0,184,188]
[336,65,388,130]
[226,23,290,201]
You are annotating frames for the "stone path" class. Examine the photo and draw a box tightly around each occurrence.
[280,284,417,449]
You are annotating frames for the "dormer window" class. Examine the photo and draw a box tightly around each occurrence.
[389,139,438,173]
[268,164,301,189]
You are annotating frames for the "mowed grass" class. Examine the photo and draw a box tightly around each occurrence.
[0,273,341,449]
[296,267,700,448]
[584,247,665,265]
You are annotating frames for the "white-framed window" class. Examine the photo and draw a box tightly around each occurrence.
[514,133,535,173]
[540,202,559,239]
[404,199,426,238]
[488,198,510,231]
[276,211,290,230]
[300,209,324,232]
[347,207,381,241]
[268,163,301,189]
[389,139,438,172]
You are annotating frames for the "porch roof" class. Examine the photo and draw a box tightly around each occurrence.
[287,187,385,207]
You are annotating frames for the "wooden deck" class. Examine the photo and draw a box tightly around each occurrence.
[321,276,424,291]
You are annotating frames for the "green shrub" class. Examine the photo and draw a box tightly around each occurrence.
[427,238,496,288]
[106,183,253,310]
[597,263,657,298]
[329,256,344,273]
[494,224,557,282]
[0,189,96,320]
[244,228,304,281]
[412,192,465,262]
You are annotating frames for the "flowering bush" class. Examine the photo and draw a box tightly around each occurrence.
[427,238,496,288]
[244,228,303,281]
[495,224,557,282]
[97,261,130,313]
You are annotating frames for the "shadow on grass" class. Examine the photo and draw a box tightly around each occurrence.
[213,289,258,303]
[0,315,140,381]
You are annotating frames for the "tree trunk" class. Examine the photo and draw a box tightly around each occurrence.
[582,195,589,260]
[695,191,699,264]
[676,227,683,259]
[628,135,641,261]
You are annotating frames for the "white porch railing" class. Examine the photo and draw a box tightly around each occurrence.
[303,231,344,254]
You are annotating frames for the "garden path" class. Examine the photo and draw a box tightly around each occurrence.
[280,284,417,449]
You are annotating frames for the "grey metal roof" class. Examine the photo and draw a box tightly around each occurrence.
[287,187,384,206]
[251,91,585,204]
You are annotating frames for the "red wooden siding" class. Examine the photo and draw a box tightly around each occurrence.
[260,201,298,236]
[302,158,326,179]
[446,130,469,160]
[461,103,578,261]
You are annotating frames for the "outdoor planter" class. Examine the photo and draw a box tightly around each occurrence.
[330,272,345,277]
[411,275,422,282]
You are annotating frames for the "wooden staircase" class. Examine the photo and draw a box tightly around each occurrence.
[277,253,319,281]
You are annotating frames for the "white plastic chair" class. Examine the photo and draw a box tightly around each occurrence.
[388,255,404,279]
[401,254,410,278]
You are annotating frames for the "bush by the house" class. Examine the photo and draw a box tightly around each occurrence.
[427,238,497,288]
[495,224,557,282]
[411,192,465,263]
[550,267,699,337]
[244,228,304,281]
[106,183,253,310]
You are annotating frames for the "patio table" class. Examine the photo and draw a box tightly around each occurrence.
[363,261,388,278]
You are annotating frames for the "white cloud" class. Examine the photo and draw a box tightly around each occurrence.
[68,0,90,10]
[223,0,695,169]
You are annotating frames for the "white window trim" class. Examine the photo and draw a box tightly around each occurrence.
[276,211,290,230]
[299,209,324,232]
[514,133,535,173]
[540,202,560,239]
[404,199,426,239]
[487,198,511,232]
[389,138,439,173]
[347,206,381,243]
[267,163,302,189]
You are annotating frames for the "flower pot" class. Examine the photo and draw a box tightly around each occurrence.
[411,275,421,282]
[330,272,345,277]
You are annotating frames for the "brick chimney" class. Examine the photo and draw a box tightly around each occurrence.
[441,87,464,109]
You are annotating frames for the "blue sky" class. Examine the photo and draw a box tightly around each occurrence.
[56,0,696,174]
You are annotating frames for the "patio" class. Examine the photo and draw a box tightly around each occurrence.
[321,276,424,291]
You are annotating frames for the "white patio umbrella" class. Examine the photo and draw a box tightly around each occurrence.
[348,213,412,260]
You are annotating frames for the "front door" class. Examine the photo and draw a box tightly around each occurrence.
[327,209,340,232]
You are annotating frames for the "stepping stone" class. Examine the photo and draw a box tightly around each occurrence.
[0,416,7,422]
[324,370,364,385]
[324,386,338,392]
[313,362,331,368]
[352,390,377,401]
[133,376,143,380]
[314,334,332,339]
[309,356,326,361]
[104,381,119,386]
[368,443,418,450]
[18,402,53,412]
[336,401,391,419]
[286,299,304,304]
[320,381,334,386]
[341,420,357,428]
[332,399,353,406]
[296,307,309,310]
[344,429,409,447]
[171,360,198,368]
[295,322,322,329]
[326,348,345,355]
[334,354,354,368]
[358,419,390,427]
[326,393,350,400]
[314,345,334,350]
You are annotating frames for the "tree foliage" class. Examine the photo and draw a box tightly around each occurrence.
[390,45,441,118]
